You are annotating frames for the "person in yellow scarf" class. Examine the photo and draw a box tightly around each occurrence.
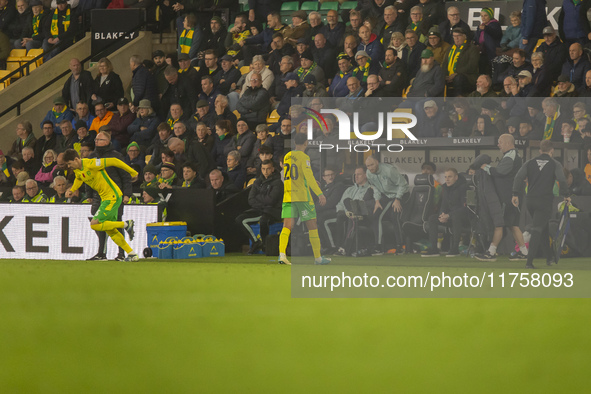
[441,27,480,97]
[17,0,47,50]
[42,0,77,60]
[178,13,202,59]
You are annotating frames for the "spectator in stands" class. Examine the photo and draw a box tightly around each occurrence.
[201,16,227,60]
[208,169,239,203]
[450,98,478,137]
[8,0,31,47]
[341,34,359,68]
[211,119,234,168]
[237,72,271,129]
[147,123,172,166]
[36,120,62,159]
[442,27,480,97]
[89,101,113,134]
[500,11,522,52]
[273,117,293,158]
[199,75,220,113]
[558,0,586,47]
[91,58,123,111]
[177,53,200,92]
[284,10,310,48]
[225,14,251,60]
[22,179,46,202]
[500,50,533,85]
[374,6,402,51]
[344,10,362,37]
[178,13,201,59]
[15,0,48,51]
[8,121,36,158]
[267,33,295,75]
[161,65,197,119]
[319,9,344,49]
[276,72,304,117]
[47,175,67,203]
[529,52,552,97]
[416,100,443,137]
[152,50,168,95]
[422,168,470,257]
[195,50,221,89]
[177,161,204,189]
[365,155,409,255]
[211,94,237,125]
[407,49,444,98]
[402,29,426,79]
[140,164,158,189]
[227,119,255,166]
[308,11,324,40]
[560,119,584,144]
[358,24,384,71]
[225,150,246,189]
[542,97,568,141]
[215,54,241,95]
[554,74,579,97]
[312,33,337,79]
[438,6,471,45]
[41,0,78,60]
[122,142,144,173]
[573,101,589,127]
[158,161,181,188]
[468,74,497,98]
[246,124,273,175]
[518,118,543,140]
[248,0,280,23]
[172,121,193,145]
[329,53,354,98]
[562,43,591,91]
[269,55,293,106]
[536,26,568,82]
[71,102,94,131]
[407,6,428,44]
[41,96,74,134]
[426,27,450,65]
[0,0,17,35]
[74,120,94,149]
[168,135,214,180]
[128,99,159,148]
[34,148,57,187]
[190,100,215,131]
[516,70,535,97]
[0,149,14,186]
[296,49,325,88]
[242,11,287,65]
[351,50,374,88]
[302,74,328,98]
[195,122,214,153]
[109,97,136,150]
[10,185,25,202]
[472,115,497,136]
[388,31,407,60]
[130,54,159,115]
[580,70,591,96]
[520,0,547,53]
[473,7,502,65]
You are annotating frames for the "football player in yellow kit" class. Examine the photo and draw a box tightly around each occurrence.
[279,133,331,265]
[63,149,140,261]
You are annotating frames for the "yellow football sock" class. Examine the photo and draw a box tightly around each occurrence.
[309,229,321,259]
[279,227,291,254]
[106,229,133,254]
[91,221,125,232]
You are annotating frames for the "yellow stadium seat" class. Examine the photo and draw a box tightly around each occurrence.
[6,49,27,78]
[0,70,11,89]
[27,48,44,66]
[240,66,250,75]
[233,110,241,119]
[266,109,280,123]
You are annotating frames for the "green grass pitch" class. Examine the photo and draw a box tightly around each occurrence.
[1,254,590,393]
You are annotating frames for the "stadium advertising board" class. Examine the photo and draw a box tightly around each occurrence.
[0,204,158,260]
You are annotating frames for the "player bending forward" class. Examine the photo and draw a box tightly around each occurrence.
[279,133,331,265]
[63,149,140,261]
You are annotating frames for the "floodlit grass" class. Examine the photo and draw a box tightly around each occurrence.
[0,255,589,393]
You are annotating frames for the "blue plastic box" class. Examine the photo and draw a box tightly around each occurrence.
[147,222,187,257]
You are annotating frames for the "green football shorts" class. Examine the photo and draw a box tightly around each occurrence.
[93,196,122,223]
[282,201,316,221]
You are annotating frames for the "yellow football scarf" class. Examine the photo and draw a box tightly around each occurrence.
[32,10,44,37]
[52,104,68,119]
[447,41,465,75]
[179,29,194,54]
[543,110,559,140]
[167,117,179,129]
[51,6,70,38]
[352,60,371,83]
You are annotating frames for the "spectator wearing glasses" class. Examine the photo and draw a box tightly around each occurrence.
[438,6,472,45]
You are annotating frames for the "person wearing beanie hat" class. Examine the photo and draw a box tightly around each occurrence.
[473,7,502,63]
[39,96,75,135]
[141,186,162,204]
[159,161,181,188]
[123,142,145,173]
[141,164,159,189]
[351,50,372,87]
[226,14,251,58]
[295,48,325,87]
[427,26,450,65]
[553,74,578,98]
[441,26,480,97]
[328,53,354,98]
[406,46,445,98]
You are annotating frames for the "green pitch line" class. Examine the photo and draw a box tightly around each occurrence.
[0,256,589,393]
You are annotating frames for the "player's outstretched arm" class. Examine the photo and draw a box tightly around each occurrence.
[103,157,139,179]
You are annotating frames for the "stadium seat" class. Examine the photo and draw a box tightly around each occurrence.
[320,1,339,11]
[301,1,319,11]
[266,109,280,123]
[6,49,27,78]
[340,1,357,11]
[281,2,299,11]
[240,66,250,75]
[400,174,435,252]
[233,110,241,119]
[20,48,44,74]
[0,70,11,90]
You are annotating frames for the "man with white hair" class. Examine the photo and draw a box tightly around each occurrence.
[407,48,445,97]
[22,179,47,202]
[438,6,472,45]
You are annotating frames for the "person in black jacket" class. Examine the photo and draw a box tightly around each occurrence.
[92,58,124,111]
[316,167,346,254]
[160,65,197,119]
[423,168,473,257]
[62,58,95,109]
[130,55,159,115]
[167,136,214,180]
[17,0,49,50]
[235,160,283,254]
[208,168,239,203]
[236,71,271,129]
[0,0,17,35]
[512,140,570,268]
[87,131,132,261]
[41,0,78,60]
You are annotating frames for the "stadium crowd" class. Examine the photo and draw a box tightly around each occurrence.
[2,0,591,258]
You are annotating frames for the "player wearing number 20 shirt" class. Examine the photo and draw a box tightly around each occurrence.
[282,149,324,220]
